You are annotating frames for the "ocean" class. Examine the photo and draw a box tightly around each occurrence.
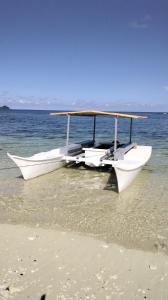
[0,109,168,254]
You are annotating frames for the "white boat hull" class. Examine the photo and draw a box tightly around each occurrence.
[112,146,152,192]
[7,154,65,180]
[114,166,142,192]
[7,144,82,180]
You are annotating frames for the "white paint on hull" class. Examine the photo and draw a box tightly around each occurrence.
[7,144,81,180]
[7,153,65,180]
[114,166,142,192]
[112,145,152,192]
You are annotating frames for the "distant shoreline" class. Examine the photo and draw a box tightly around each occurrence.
[0,105,10,111]
[0,108,167,113]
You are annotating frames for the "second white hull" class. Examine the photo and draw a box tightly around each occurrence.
[112,145,152,192]
[114,166,142,192]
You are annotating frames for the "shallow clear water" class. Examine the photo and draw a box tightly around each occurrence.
[0,110,168,254]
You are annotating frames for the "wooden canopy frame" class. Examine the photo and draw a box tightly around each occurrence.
[50,110,146,119]
[50,110,147,150]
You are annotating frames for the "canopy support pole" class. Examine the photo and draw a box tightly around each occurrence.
[129,118,133,144]
[114,117,118,152]
[66,115,70,148]
[93,116,96,145]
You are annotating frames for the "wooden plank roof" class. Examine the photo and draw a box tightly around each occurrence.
[50,110,147,119]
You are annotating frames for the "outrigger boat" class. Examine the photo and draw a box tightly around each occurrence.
[7,110,152,192]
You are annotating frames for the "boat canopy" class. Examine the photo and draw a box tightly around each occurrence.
[50,110,147,119]
[50,110,147,150]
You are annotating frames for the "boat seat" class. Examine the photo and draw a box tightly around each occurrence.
[96,143,112,149]
[100,145,114,161]
[95,140,120,150]
[67,144,82,156]
[114,143,137,160]
[80,140,94,147]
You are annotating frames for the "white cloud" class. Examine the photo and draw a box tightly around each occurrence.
[129,22,148,29]
[18,99,26,104]
[0,91,63,109]
[163,86,168,91]
[0,91,167,112]
[129,14,152,29]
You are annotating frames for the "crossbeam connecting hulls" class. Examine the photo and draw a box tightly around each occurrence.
[62,143,152,192]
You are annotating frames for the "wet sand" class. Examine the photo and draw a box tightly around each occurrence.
[0,224,168,300]
[0,159,168,255]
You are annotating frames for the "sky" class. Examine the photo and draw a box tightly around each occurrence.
[0,0,168,111]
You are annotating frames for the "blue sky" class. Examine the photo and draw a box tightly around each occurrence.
[0,0,168,111]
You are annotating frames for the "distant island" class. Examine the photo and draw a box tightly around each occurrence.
[0,105,10,111]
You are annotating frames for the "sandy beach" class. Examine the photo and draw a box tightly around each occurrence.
[0,224,168,300]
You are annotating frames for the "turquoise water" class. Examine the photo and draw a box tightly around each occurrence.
[0,110,168,254]
[0,109,167,153]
